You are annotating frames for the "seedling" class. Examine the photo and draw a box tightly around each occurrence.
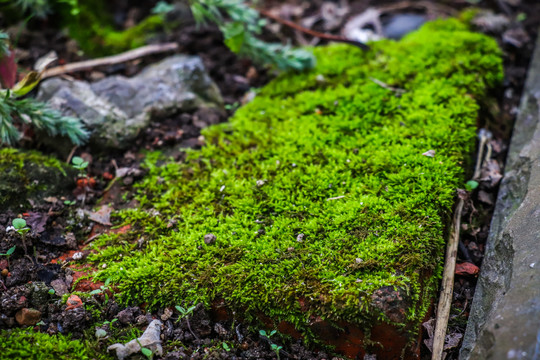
[48,288,55,295]
[71,156,89,177]
[260,330,282,359]
[12,218,30,254]
[0,245,16,269]
[136,338,153,359]
[175,304,198,340]
[89,277,112,302]
[64,200,76,206]
[222,342,231,351]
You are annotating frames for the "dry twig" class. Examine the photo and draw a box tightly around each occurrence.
[259,9,369,50]
[432,196,465,360]
[42,43,179,79]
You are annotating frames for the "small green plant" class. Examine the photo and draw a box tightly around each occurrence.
[12,218,30,254]
[89,277,112,302]
[64,199,76,206]
[71,156,89,177]
[0,245,16,268]
[189,0,314,71]
[48,288,55,295]
[0,31,88,146]
[222,342,231,351]
[465,180,479,192]
[175,304,198,339]
[135,338,153,360]
[259,330,282,359]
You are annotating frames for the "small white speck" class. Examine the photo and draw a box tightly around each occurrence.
[256,180,265,187]
[102,264,107,269]
[530,263,535,268]
[219,185,225,192]
[72,252,83,260]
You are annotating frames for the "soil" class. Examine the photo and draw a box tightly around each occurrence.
[1,1,539,359]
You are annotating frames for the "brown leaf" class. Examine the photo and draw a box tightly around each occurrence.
[26,212,49,233]
[455,262,479,276]
[88,205,113,226]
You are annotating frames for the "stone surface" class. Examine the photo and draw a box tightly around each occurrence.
[108,319,163,360]
[37,55,223,151]
[15,308,42,326]
[51,279,69,297]
[460,29,540,359]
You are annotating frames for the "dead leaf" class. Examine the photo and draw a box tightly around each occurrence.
[88,205,113,226]
[455,262,479,276]
[444,332,463,350]
[26,212,49,233]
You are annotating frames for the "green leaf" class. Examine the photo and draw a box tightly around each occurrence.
[72,156,84,165]
[12,218,26,230]
[6,245,16,256]
[95,328,107,338]
[259,330,267,337]
[465,180,479,192]
[11,71,42,97]
[141,347,153,358]
[89,289,102,295]
[152,1,174,15]
[223,22,246,53]
[175,305,185,313]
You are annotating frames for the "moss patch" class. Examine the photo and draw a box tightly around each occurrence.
[90,19,502,344]
[0,328,101,359]
[0,149,75,211]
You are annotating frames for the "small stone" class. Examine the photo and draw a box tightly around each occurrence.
[256,180,265,187]
[51,279,69,297]
[422,149,436,157]
[161,307,173,321]
[1,269,8,277]
[296,233,304,242]
[15,308,42,326]
[72,252,83,260]
[204,233,216,245]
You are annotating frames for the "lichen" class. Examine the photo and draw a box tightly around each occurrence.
[0,148,75,211]
[89,18,502,345]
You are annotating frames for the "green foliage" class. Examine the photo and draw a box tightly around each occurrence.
[90,19,502,344]
[190,0,314,71]
[0,328,101,359]
[12,218,29,235]
[0,94,89,146]
[71,156,89,177]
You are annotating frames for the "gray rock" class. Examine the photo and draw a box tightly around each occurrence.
[460,30,540,360]
[51,279,69,297]
[383,13,426,40]
[37,55,223,151]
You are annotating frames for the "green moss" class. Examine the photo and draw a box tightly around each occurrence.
[57,0,164,56]
[0,328,102,359]
[90,19,502,344]
[0,148,75,211]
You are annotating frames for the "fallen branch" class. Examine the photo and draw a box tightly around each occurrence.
[42,42,179,79]
[259,9,369,50]
[432,196,465,360]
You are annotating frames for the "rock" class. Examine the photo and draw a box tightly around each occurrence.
[0,287,28,315]
[461,33,540,359]
[29,281,51,312]
[370,286,409,323]
[108,319,163,360]
[117,306,139,325]
[60,306,87,333]
[383,13,426,40]
[37,55,223,152]
[51,279,69,297]
[204,233,216,245]
[15,308,41,326]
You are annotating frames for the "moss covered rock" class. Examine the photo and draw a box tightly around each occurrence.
[0,149,75,211]
[91,19,502,352]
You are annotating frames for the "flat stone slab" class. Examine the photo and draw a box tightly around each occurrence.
[461,30,540,359]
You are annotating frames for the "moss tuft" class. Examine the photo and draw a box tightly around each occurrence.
[89,19,502,345]
[0,328,101,359]
[0,148,75,211]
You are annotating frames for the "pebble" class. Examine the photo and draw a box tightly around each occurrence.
[15,308,42,326]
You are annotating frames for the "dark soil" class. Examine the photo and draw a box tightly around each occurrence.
[1,0,539,359]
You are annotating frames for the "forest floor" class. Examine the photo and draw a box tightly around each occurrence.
[1,0,539,359]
